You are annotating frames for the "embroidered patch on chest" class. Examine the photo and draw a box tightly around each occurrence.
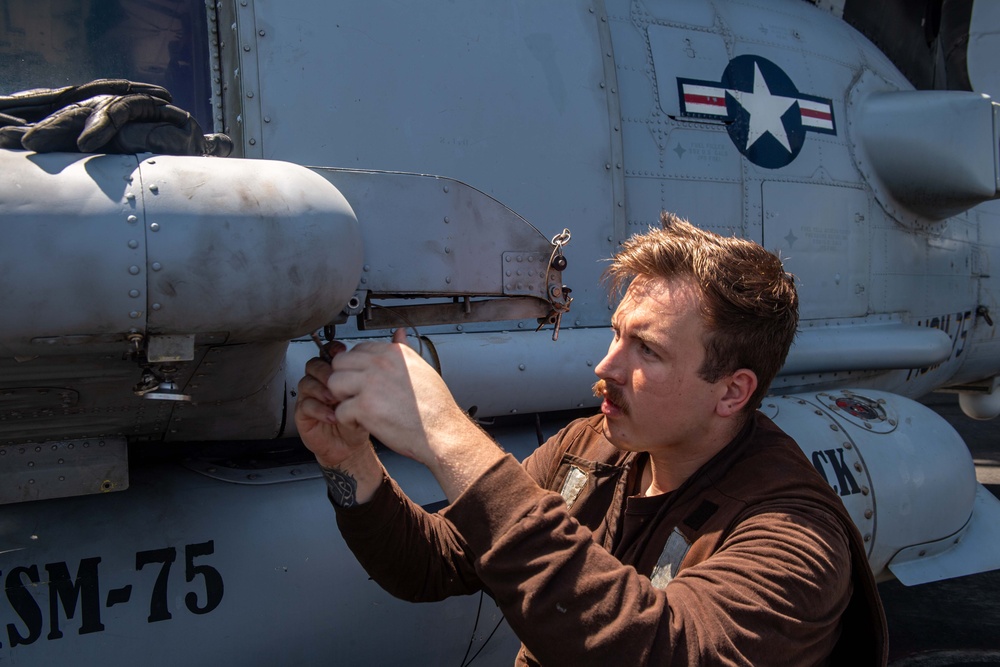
[649,528,692,588]
[559,465,588,508]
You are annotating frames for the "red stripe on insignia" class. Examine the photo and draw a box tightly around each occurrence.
[684,94,727,107]
[800,107,832,121]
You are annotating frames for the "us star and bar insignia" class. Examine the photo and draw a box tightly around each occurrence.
[677,55,836,169]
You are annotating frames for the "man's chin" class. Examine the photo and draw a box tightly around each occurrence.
[600,417,635,452]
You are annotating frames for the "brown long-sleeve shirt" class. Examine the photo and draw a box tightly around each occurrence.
[335,412,887,666]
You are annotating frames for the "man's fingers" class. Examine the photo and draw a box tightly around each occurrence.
[297,373,334,404]
[330,398,367,435]
[325,340,348,358]
[392,328,408,345]
[326,366,369,403]
[294,395,338,425]
[304,356,335,384]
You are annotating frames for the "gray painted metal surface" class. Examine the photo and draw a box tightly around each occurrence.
[3,0,1000,663]
[0,438,530,665]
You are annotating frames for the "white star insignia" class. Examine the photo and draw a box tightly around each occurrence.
[727,64,798,152]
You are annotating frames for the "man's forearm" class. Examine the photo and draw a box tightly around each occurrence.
[425,415,507,504]
[316,441,384,507]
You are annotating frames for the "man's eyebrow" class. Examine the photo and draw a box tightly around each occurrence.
[632,329,664,351]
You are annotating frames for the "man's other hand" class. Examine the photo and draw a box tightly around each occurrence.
[325,329,505,502]
[294,340,371,469]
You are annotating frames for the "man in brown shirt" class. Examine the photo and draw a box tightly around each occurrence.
[295,213,888,665]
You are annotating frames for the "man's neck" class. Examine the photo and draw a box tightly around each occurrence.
[640,417,748,496]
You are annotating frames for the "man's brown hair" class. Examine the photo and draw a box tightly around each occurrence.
[604,212,799,412]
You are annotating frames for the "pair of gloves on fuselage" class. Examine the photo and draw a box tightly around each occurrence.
[0,78,231,156]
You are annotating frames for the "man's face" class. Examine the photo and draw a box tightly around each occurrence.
[593,276,727,455]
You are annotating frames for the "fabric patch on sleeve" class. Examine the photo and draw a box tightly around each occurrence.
[559,465,588,508]
[649,528,691,589]
[683,499,719,531]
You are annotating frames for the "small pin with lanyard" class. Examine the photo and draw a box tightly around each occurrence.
[310,331,333,362]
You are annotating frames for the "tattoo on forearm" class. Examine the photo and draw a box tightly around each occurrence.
[320,465,359,507]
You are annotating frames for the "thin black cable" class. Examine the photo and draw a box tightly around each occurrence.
[368,304,425,356]
[462,615,507,666]
[458,590,484,667]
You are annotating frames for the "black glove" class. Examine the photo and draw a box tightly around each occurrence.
[0,124,28,150]
[20,100,98,153]
[0,79,171,124]
[2,80,231,157]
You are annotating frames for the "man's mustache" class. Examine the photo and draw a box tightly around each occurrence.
[592,379,629,416]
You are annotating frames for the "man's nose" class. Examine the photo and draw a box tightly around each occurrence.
[594,338,624,382]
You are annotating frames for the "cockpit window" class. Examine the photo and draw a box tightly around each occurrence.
[0,0,213,131]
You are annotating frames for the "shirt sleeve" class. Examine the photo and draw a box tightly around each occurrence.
[443,454,853,666]
[334,470,483,602]
[331,423,576,602]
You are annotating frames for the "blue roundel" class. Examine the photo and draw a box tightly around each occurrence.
[723,56,806,168]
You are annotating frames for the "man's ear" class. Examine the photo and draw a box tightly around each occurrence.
[716,369,758,418]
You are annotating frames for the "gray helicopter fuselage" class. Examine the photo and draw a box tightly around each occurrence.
[2,0,1000,664]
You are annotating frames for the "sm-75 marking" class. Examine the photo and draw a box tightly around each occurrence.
[2,540,223,647]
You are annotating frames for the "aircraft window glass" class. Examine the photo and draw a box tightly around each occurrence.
[0,0,213,131]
